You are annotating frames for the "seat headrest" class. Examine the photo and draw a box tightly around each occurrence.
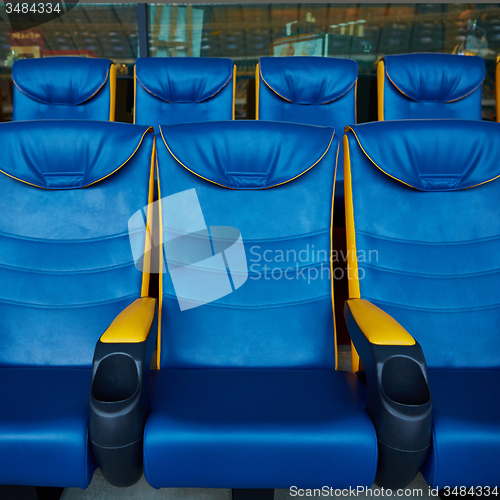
[0,120,153,189]
[346,120,500,191]
[159,121,336,189]
[136,57,233,103]
[259,56,358,104]
[384,53,485,102]
[12,57,112,105]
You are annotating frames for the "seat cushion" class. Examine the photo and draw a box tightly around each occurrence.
[144,369,377,489]
[422,370,500,488]
[0,367,95,488]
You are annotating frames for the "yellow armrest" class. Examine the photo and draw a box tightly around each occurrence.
[100,297,156,343]
[347,298,415,346]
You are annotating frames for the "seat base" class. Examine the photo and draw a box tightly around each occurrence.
[144,368,377,489]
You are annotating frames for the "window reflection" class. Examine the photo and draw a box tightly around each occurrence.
[0,3,138,121]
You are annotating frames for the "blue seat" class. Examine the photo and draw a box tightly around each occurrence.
[146,120,378,489]
[142,120,428,491]
[344,119,500,488]
[377,53,485,120]
[12,58,116,121]
[0,120,155,488]
[134,57,235,130]
[256,56,357,199]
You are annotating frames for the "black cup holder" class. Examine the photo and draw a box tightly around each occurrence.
[381,356,430,406]
[92,354,138,403]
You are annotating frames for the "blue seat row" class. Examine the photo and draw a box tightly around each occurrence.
[0,117,498,493]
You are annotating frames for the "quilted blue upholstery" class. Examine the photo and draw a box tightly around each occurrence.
[257,56,357,191]
[134,57,234,130]
[0,120,154,487]
[12,58,114,121]
[144,120,378,489]
[345,119,500,487]
[422,370,500,488]
[381,54,484,120]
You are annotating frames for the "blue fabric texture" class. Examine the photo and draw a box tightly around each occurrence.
[258,56,357,188]
[346,120,500,369]
[346,119,500,487]
[144,369,377,489]
[145,120,378,489]
[348,119,500,191]
[0,120,152,189]
[382,53,484,120]
[421,370,500,488]
[0,120,154,487]
[159,120,334,189]
[135,57,234,130]
[12,57,113,121]
[0,367,96,488]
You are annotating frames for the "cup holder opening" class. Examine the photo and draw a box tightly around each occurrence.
[92,354,139,403]
[381,356,430,406]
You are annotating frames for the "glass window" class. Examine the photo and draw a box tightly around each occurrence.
[148,3,500,120]
[0,3,139,121]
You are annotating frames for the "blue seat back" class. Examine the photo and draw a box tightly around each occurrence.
[156,121,338,369]
[12,57,115,121]
[379,53,484,120]
[0,121,154,367]
[257,56,357,185]
[345,120,500,369]
[134,58,235,130]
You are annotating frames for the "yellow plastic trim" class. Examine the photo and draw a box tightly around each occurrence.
[331,140,340,370]
[159,126,334,191]
[345,126,417,190]
[156,157,163,369]
[141,137,156,297]
[496,55,500,123]
[255,62,260,120]
[133,64,137,124]
[109,63,116,121]
[377,59,385,121]
[347,298,415,346]
[232,64,237,120]
[343,134,361,372]
[0,127,154,190]
[100,297,156,343]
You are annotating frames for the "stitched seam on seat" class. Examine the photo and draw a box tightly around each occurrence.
[431,424,438,487]
[385,65,484,104]
[0,261,137,275]
[84,428,89,488]
[363,296,500,313]
[161,293,331,309]
[260,64,357,105]
[160,126,335,191]
[356,229,500,246]
[0,293,139,309]
[12,66,111,106]
[361,262,500,278]
[0,127,153,190]
[235,228,329,243]
[0,230,133,243]
[136,66,233,104]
